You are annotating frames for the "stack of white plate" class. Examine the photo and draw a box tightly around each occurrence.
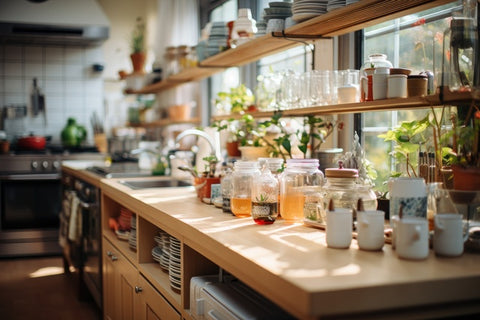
[151,246,162,263]
[169,236,181,292]
[159,231,170,272]
[128,215,137,251]
[292,0,328,22]
[207,21,228,56]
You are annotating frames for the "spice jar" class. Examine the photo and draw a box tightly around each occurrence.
[231,161,260,217]
[279,159,324,223]
[251,163,279,225]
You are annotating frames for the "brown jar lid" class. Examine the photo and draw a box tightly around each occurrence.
[325,160,358,178]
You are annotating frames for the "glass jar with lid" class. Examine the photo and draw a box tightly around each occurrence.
[231,161,260,217]
[279,159,324,223]
[323,161,359,212]
[251,163,279,225]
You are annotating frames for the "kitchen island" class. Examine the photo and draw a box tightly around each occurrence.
[95,175,480,320]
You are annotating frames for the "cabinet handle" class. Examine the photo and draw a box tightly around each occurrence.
[111,255,118,261]
[106,251,113,257]
[135,286,143,293]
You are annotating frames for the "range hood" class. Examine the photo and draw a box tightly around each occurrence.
[0,0,110,45]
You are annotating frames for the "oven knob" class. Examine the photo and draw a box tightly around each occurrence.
[31,161,39,169]
[42,161,49,169]
[53,161,60,169]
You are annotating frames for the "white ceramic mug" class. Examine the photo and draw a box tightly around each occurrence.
[326,208,352,249]
[396,217,429,260]
[434,213,469,257]
[357,210,385,251]
[390,177,427,219]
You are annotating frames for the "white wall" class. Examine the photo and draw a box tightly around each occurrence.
[0,44,104,144]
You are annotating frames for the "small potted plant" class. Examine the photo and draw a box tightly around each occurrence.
[214,84,255,115]
[130,17,146,74]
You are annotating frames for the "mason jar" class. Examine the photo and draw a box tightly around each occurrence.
[323,161,359,212]
[231,161,260,217]
[251,164,279,225]
[280,159,324,223]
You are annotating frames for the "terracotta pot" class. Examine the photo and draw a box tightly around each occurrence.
[130,52,146,74]
[226,141,241,157]
[194,177,221,200]
[452,165,480,191]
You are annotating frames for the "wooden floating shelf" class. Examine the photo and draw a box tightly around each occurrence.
[127,0,456,96]
[211,91,478,121]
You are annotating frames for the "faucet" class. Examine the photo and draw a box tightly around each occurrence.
[175,129,221,161]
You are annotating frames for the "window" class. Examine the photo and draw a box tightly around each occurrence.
[362,1,461,191]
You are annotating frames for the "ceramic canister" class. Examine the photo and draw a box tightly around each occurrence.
[389,177,427,219]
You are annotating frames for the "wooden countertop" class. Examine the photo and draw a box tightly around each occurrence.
[99,176,480,319]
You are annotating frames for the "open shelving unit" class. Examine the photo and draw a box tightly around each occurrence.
[211,90,480,121]
[127,0,455,99]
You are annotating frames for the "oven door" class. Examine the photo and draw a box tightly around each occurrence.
[0,173,62,257]
[80,195,102,308]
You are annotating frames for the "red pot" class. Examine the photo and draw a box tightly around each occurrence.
[17,135,46,150]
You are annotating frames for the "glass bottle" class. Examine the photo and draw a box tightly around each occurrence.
[251,163,279,225]
[259,157,284,214]
[231,161,260,217]
[221,166,233,214]
[280,159,324,223]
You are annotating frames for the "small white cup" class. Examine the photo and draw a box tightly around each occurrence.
[357,210,385,251]
[337,85,358,104]
[434,213,469,257]
[396,217,429,260]
[326,208,353,249]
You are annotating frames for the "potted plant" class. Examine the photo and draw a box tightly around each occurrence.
[213,114,270,159]
[446,105,480,190]
[130,17,146,74]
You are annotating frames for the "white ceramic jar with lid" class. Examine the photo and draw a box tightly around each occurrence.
[231,8,257,47]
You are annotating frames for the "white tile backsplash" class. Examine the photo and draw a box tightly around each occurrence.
[1,44,104,144]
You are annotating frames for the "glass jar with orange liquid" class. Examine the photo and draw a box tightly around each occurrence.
[231,161,260,217]
[280,159,324,223]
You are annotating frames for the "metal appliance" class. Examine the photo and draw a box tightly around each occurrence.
[0,148,103,258]
[61,170,102,309]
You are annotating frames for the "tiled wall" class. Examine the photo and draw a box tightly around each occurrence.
[0,44,104,144]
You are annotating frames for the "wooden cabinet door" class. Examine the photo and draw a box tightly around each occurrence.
[116,252,139,320]
[103,239,119,320]
[137,276,181,320]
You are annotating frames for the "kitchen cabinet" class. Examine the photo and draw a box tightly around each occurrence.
[103,233,182,320]
[98,176,480,320]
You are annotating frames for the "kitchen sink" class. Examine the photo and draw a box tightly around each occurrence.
[119,179,192,189]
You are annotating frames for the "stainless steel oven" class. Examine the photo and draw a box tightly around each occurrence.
[0,154,63,257]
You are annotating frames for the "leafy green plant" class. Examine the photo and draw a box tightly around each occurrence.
[297,115,341,159]
[378,117,429,177]
[131,17,146,53]
[202,155,218,177]
[213,114,266,147]
[255,194,270,203]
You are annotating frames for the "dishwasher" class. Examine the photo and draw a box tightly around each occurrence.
[190,272,294,320]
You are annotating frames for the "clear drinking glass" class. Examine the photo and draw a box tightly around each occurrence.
[280,70,301,109]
